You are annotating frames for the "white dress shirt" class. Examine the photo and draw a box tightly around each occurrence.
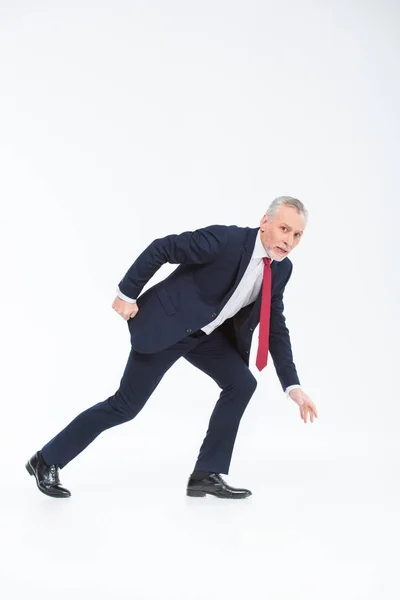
[116,229,302,398]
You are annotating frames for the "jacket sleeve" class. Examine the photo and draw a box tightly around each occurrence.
[118,224,229,299]
[268,261,301,391]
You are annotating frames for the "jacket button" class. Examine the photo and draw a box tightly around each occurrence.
[250,327,254,332]
[245,350,249,354]
[211,312,217,318]
[186,328,192,333]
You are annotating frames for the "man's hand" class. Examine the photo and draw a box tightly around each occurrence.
[112,297,139,321]
[289,388,318,423]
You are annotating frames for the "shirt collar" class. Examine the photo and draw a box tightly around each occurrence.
[253,228,273,262]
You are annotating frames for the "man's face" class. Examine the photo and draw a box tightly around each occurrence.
[259,205,305,261]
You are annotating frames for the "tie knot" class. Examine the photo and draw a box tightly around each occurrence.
[263,257,271,266]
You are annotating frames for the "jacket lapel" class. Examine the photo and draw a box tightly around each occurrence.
[220,227,259,307]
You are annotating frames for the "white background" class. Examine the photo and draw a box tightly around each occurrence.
[1,1,399,598]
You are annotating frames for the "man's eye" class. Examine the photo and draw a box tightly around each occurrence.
[281,227,287,231]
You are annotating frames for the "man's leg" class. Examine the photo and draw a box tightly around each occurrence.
[184,329,257,476]
[40,339,195,469]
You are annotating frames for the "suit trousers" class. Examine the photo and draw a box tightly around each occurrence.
[40,328,258,474]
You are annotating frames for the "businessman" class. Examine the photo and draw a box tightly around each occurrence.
[26,196,318,499]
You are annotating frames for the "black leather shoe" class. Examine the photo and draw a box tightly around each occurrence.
[187,472,252,499]
[25,451,71,498]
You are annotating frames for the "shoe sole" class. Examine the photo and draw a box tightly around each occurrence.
[187,489,251,499]
[25,461,71,499]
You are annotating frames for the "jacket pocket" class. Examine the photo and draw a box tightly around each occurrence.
[155,287,176,316]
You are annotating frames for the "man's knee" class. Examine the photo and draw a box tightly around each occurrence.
[232,370,258,398]
[107,387,145,422]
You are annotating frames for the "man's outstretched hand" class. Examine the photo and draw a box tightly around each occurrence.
[289,388,318,423]
[112,297,139,321]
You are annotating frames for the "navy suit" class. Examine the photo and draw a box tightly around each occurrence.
[41,225,300,474]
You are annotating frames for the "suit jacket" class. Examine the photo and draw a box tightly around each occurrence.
[118,224,300,391]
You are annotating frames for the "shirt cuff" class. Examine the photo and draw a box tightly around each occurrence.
[285,384,302,398]
[116,287,136,303]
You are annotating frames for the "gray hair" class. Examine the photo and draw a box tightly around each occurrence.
[266,196,308,225]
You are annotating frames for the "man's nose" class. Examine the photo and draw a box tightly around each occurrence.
[283,233,294,249]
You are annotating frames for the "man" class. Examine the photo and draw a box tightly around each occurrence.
[26,196,318,500]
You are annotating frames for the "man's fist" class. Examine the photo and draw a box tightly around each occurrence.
[112,297,139,321]
[289,388,318,423]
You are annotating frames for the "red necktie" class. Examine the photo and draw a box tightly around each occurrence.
[256,257,272,371]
